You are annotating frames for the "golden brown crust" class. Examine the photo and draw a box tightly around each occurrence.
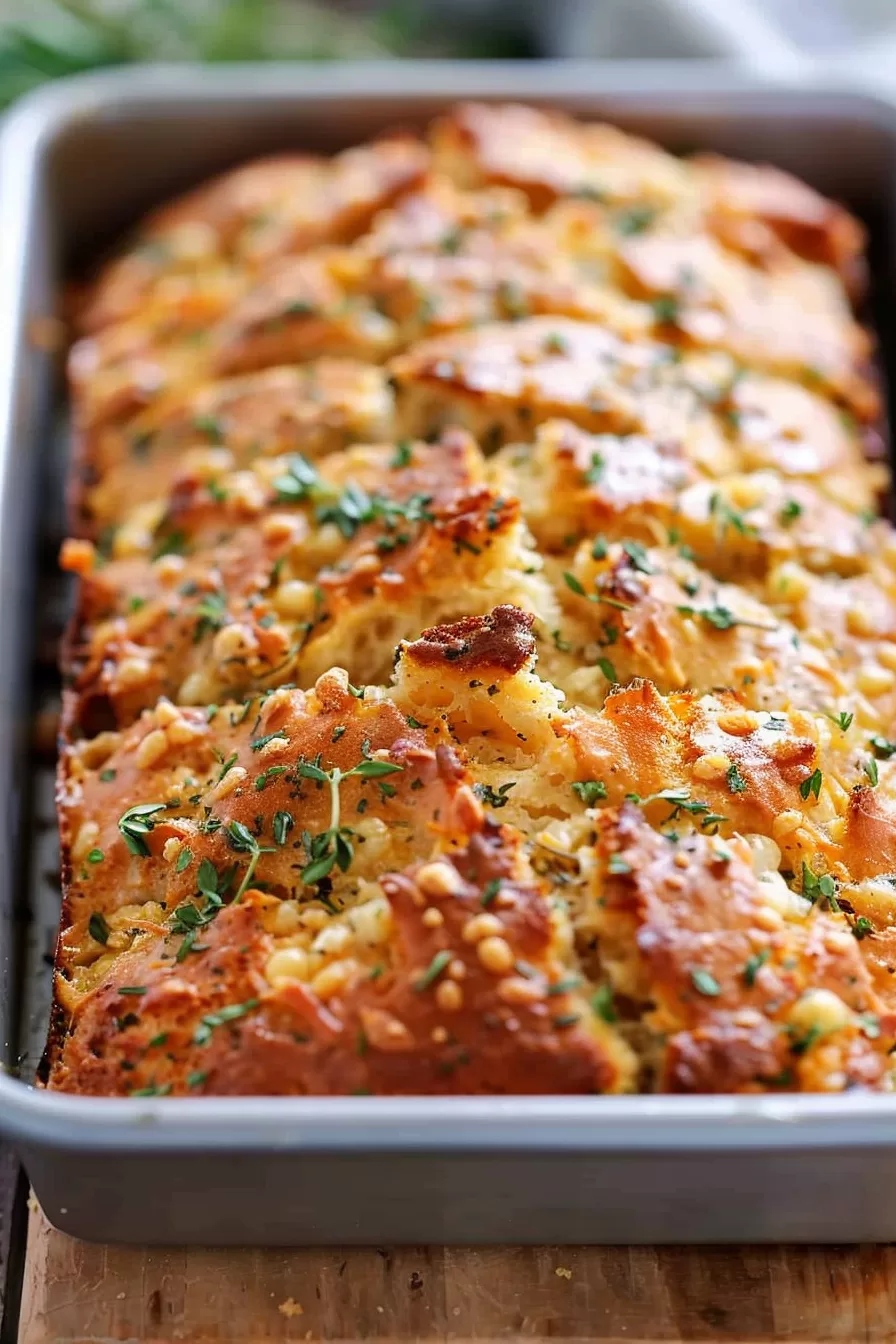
[51,818,631,1097]
[590,805,891,1092]
[390,319,878,490]
[52,105,896,1098]
[76,361,393,535]
[76,137,430,334]
[61,430,547,730]
[433,103,866,290]
[690,153,867,292]
[403,605,535,676]
[431,102,689,211]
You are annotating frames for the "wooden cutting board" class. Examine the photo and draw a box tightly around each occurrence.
[15,1205,896,1343]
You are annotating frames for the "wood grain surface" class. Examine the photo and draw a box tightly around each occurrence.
[16,1205,896,1344]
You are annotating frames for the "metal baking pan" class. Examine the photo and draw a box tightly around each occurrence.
[5,60,896,1246]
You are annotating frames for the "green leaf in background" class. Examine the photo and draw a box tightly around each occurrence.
[0,0,391,107]
[0,0,534,106]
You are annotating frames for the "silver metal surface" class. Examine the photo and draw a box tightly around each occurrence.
[3,61,896,1244]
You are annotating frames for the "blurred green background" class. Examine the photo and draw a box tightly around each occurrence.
[0,0,534,108]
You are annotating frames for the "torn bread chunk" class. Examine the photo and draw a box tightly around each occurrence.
[69,250,399,433]
[539,538,843,715]
[390,320,879,498]
[583,805,892,1093]
[52,672,634,1096]
[433,102,866,289]
[431,102,692,212]
[75,135,430,334]
[76,361,394,535]
[60,431,552,731]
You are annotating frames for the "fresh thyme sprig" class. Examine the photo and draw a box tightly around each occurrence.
[225,821,276,901]
[297,751,403,886]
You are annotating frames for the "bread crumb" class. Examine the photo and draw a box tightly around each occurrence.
[278,1298,304,1318]
[555,1266,573,1279]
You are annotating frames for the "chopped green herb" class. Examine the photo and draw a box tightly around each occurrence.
[216,752,238,783]
[87,847,105,864]
[250,731,289,752]
[548,976,581,997]
[88,912,110,944]
[572,780,607,806]
[273,454,320,503]
[709,492,758,539]
[621,539,654,574]
[864,757,880,787]
[273,811,294,847]
[563,571,587,597]
[413,949,452,992]
[99,768,117,782]
[592,983,617,1023]
[316,483,434,541]
[480,878,501,907]
[779,499,803,525]
[652,293,679,325]
[690,968,721,997]
[543,331,568,354]
[726,763,748,795]
[193,414,222,442]
[390,441,413,469]
[853,916,875,940]
[473,781,516,809]
[615,204,658,235]
[118,802,167,858]
[871,735,896,760]
[596,656,617,683]
[131,1083,172,1098]
[583,451,604,485]
[789,1023,822,1056]
[152,529,187,560]
[742,949,769,987]
[799,768,823,801]
[191,590,228,643]
[608,853,631,875]
[676,602,743,631]
[801,862,838,909]
[175,847,193,874]
[193,998,259,1046]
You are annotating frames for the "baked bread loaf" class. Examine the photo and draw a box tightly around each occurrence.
[50,104,896,1097]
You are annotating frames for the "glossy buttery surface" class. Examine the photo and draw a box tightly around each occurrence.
[50,102,896,1098]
